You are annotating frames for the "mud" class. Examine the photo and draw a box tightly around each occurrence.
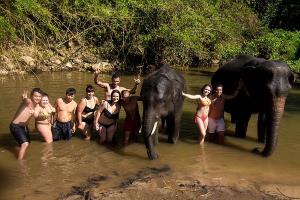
[58,165,289,200]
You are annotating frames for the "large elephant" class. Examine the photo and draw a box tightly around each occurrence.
[140,64,186,160]
[211,54,294,157]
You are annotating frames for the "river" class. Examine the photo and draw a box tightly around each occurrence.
[0,71,299,200]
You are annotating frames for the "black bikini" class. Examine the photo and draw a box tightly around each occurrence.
[99,101,119,128]
[82,98,98,124]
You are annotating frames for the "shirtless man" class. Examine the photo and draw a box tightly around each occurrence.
[53,88,77,141]
[10,88,43,159]
[208,80,243,144]
[121,90,142,146]
[94,70,140,100]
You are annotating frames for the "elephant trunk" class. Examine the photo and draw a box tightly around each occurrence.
[261,97,286,157]
[142,109,159,159]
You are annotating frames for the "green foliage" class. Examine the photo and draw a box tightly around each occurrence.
[242,30,300,73]
[0,16,16,41]
[2,0,298,71]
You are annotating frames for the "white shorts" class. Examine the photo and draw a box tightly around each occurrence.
[208,117,225,133]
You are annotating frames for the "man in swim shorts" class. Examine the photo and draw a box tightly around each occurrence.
[10,88,43,159]
[94,70,140,100]
[121,90,142,145]
[53,88,77,141]
[208,81,243,144]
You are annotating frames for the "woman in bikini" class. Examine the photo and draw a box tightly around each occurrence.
[77,85,100,140]
[34,93,56,143]
[94,90,121,144]
[182,84,212,144]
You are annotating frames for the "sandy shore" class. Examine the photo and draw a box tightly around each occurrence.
[58,165,297,200]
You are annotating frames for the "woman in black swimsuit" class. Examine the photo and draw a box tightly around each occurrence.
[77,85,100,140]
[94,90,121,144]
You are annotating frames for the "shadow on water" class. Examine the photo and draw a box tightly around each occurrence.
[0,166,13,197]
[0,133,18,158]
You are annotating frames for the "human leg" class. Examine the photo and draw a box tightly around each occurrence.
[207,117,217,143]
[37,124,53,143]
[195,117,206,144]
[98,126,107,144]
[80,122,92,140]
[10,123,31,159]
[18,142,29,160]
[215,118,225,144]
[106,124,117,143]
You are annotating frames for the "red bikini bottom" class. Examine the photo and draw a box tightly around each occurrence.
[194,115,208,124]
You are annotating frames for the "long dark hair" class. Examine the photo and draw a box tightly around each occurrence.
[201,84,212,95]
[110,90,121,104]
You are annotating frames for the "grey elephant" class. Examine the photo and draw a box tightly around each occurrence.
[140,64,186,160]
[211,54,294,156]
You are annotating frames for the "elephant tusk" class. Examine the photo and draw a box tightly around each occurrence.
[150,121,158,136]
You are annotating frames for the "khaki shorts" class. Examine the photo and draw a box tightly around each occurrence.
[208,117,225,133]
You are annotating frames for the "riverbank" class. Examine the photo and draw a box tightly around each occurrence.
[59,165,296,200]
[0,42,115,75]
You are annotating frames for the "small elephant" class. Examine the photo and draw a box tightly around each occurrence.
[211,54,294,156]
[140,64,186,160]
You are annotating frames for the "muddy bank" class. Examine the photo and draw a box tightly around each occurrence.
[0,41,115,75]
[58,165,291,200]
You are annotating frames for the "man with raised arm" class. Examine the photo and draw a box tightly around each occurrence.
[94,70,140,100]
[10,88,43,159]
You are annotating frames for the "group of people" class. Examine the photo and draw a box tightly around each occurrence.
[10,69,244,160]
[10,71,141,159]
[182,80,244,145]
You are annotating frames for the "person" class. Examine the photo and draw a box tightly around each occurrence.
[9,88,43,159]
[121,90,142,146]
[182,84,212,144]
[77,85,100,140]
[94,90,121,144]
[94,70,140,100]
[33,93,56,143]
[208,80,244,144]
[53,88,77,141]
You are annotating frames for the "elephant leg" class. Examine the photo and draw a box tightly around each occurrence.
[166,114,176,143]
[235,113,251,138]
[257,112,266,143]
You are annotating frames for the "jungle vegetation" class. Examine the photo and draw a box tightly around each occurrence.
[0,0,299,73]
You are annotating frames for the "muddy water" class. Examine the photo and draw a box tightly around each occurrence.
[0,71,300,200]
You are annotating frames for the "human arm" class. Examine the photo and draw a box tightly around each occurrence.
[72,103,77,133]
[128,78,141,94]
[21,90,31,105]
[77,99,86,130]
[182,92,201,100]
[94,70,110,89]
[94,102,105,130]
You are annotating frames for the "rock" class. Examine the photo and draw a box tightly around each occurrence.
[51,58,62,65]
[65,62,73,69]
[0,69,9,75]
[82,54,97,63]
[211,59,220,64]
[19,56,35,66]
[91,62,114,72]
[0,55,9,63]
[72,58,82,64]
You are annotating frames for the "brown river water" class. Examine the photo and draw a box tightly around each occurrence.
[0,71,300,200]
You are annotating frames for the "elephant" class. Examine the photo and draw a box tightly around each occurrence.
[211,54,294,157]
[140,64,186,160]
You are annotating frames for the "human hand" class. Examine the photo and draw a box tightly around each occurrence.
[71,126,76,134]
[134,78,141,85]
[22,89,28,100]
[78,123,84,130]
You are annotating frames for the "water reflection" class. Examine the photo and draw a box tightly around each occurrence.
[0,71,299,199]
